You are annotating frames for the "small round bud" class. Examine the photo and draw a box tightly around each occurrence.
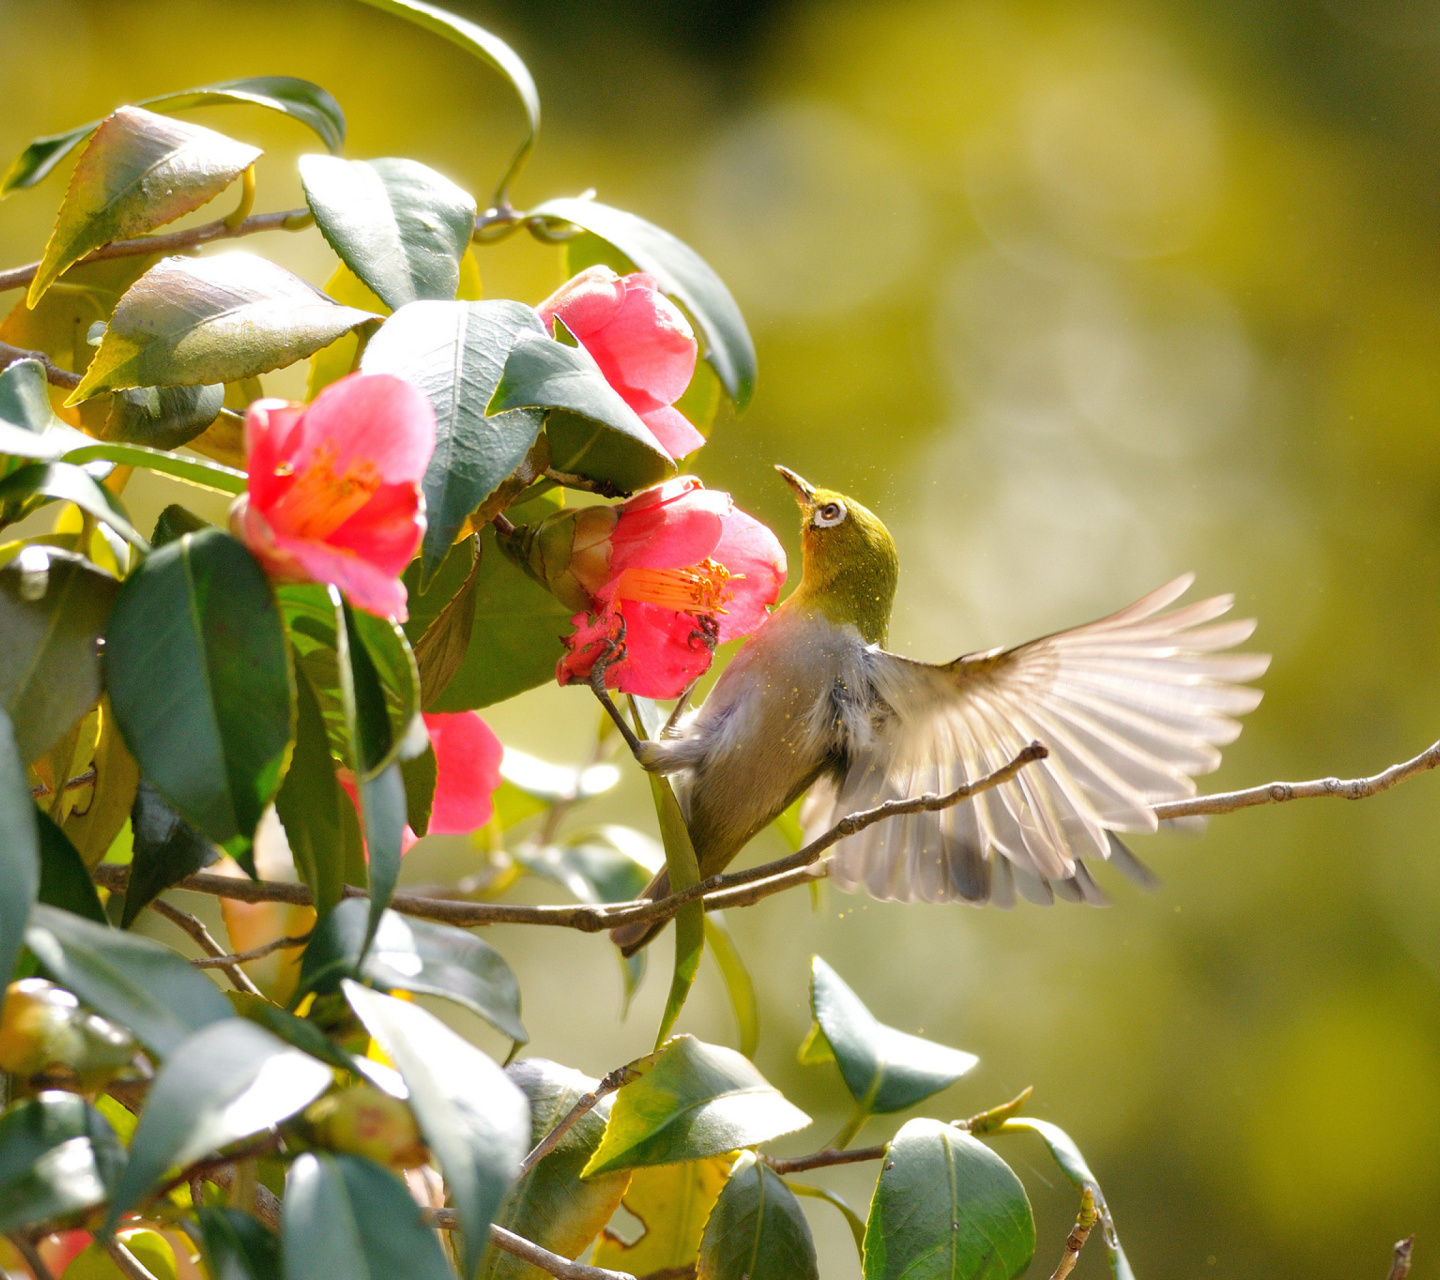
[0,979,80,1076]
[306,1084,428,1168]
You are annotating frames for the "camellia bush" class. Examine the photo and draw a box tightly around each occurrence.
[0,3,1430,1279]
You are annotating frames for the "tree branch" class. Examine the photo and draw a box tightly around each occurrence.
[0,340,81,390]
[187,932,312,968]
[8,1235,57,1280]
[146,897,261,996]
[1389,1237,1414,1280]
[1048,1187,1097,1280]
[105,1241,160,1280]
[518,1064,638,1178]
[762,1143,888,1175]
[421,1213,635,1280]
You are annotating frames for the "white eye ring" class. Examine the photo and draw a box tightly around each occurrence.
[814,501,847,528]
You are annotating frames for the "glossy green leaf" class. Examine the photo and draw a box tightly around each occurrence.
[480,1059,631,1280]
[582,1035,810,1177]
[299,898,525,1043]
[343,981,531,1280]
[0,1092,126,1233]
[529,197,755,410]
[491,331,674,492]
[863,1120,1034,1280]
[810,955,977,1115]
[301,155,477,309]
[0,709,39,993]
[35,807,107,923]
[591,1156,734,1276]
[225,991,357,1074]
[697,1150,818,1280]
[274,662,352,920]
[29,107,260,306]
[106,528,294,862]
[500,752,623,806]
[0,462,146,549]
[151,503,209,549]
[282,1152,455,1280]
[120,781,219,927]
[195,1207,281,1280]
[68,254,380,402]
[1,77,343,198]
[400,743,436,836]
[108,1019,331,1227]
[62,442,247,495]
[0,546,116,764]
[788,1181,866,1258]
[0,360,90,463]
[106,384,225,451]
[25,903,232,1056]
[346,606,421,774]
[516,825,657,906]
[361,299,545,582]
[996,1118,1134,1280]
[705,914,758,1059]
[408,526,573,710]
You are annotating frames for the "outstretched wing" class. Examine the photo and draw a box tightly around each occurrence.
[803,575,1269,906]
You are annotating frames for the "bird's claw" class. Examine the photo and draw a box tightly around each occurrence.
[688,613,720,656]
[588,616,628,695]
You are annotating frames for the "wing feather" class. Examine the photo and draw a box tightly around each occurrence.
[819,576,1268,905]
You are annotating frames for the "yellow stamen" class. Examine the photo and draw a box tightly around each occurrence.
[613,558,741,615]
[268,440,382,539]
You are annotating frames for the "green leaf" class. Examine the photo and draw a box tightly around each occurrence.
[25,902,233,1058]
[361,299,545,583]
[788,1181,865,1259]
[400,743,436,836]
[346,606,421,774]
[151,503,209,548]
[120,781,219,928]
[299,899,525,1043]
[697,1151,818,1280]
[704,914,758,1060]
[28,107,260,306]
[995,1118,1135,1280]
[353,0,538,197]
[343,982,531,1278]
[282,1152,455,1280]
[301,156,477,310]
[516,825,656,906]
[195,1207,281,1280]
[862,1120,1035,1280]
[529,198,756,411]
[107,1019,331,1228]
[591,1156,734,1276]
[106,384,225,451]
[0,1092,126,1233]
[407,526,573,710]
[499,752,623,807]
[630,697,704,1049]
[582,1035,810,1178]
[62,442,247,495]
[105,528,295,862]
[809,955,977,1115]
[35,807,107,923]
[68,254,380,403]
[1,77,343,199]
[0,546,116,764]
[0,709,39,995]
[225,991,358,1074]
[0,462,147,550]
[0,360,90,459]
[490,331,674,491]
[274,662,352,920]
[480,1059,631,1280]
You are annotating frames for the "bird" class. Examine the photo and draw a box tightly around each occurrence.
[603,466,1270,955]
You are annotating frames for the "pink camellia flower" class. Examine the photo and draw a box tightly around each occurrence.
[535,266,705,460]
[545,477,787,699]
[229,372,435,622]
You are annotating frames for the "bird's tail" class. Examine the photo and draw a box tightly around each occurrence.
[609,867,671,957]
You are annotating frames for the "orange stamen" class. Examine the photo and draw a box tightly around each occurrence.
[613,558,741,615]
[268,440,382,539]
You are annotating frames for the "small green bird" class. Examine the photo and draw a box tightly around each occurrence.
[607,466,1268,955]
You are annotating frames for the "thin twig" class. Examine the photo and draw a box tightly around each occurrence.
[105,1241,160,1280]
[0,340,81,390]
[30,767,96,800]
[1389,1237,1415,1280]
[146,897,262,996]
[1048,1187,1097,1280]
[763,1143,888,1175]
[421,1214,635,1280]
[204,1163,281,1230]
[187,932,312,968]
[9,1235,57,1280]
[1154,738,1440,820]
[518,1065,638,1177]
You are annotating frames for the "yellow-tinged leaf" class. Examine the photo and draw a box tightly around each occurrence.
[590,1156,735,1276]
[61,697,140,867]
[30,107,259,307]
[457,248,483,300]
[64,1231,176,1280]
[307,262,389,400]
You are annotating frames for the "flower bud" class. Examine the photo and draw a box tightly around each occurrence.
[306,1084,428,1168]
[0,979,137,1081]
[498,505,619,613]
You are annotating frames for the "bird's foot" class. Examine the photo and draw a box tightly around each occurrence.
[687,612,720,656]
[586,618,649,761]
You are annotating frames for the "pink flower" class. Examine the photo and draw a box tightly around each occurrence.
[553,477,787,698]
[230,372,435,622]
[536,266,705,460]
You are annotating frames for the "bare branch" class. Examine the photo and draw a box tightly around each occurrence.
[1154,738,1440,820]
[1048,1187,1097,1280]
[422,1214,635,1280]
[763,1143,888,1175]
[188,932,312,968]
[1390,1237,1415,1280]
[105,1241,160,1280]
[0,340,81,390]
[9,1234,57,1280]
[518,1064,638,1178]
[147,897,261,996]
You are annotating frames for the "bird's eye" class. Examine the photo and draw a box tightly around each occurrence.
[814,502,846,528]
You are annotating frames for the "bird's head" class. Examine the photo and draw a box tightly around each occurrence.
[776,466,899,645]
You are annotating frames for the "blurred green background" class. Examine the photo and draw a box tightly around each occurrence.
[6,0,1440,1274]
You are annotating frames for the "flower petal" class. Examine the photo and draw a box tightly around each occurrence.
[288,372,435,484]
[326,482,425,575]
[581,277,696,411]
[424,712,503,834]
[608,477,726,576]
[711,508,788,640]
[536,265,626,339]
[639,405,706,460]
[268,532,411,620]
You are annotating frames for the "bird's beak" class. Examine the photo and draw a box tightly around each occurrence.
[775,465,816,507]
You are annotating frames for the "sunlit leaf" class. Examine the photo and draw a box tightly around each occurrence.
[106,383,225,451]
[0,462,146,550]
[28,107,260,306]
[704,914,758,1060]
[591,1156,734,1276]
[343,981,531,1279]
[697,1150,818,1280]
[516,826,657,906]
[0,1092,125,1233]
[68,254,380,403]
[120,781,219,927]
[0,360,89,462]
[61,441,247,494]
[106,529,294,862]
[809,955,977,1115]
[863,1119,1034,1280]
[582,1035,810,1177]
[0,709,39,994]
